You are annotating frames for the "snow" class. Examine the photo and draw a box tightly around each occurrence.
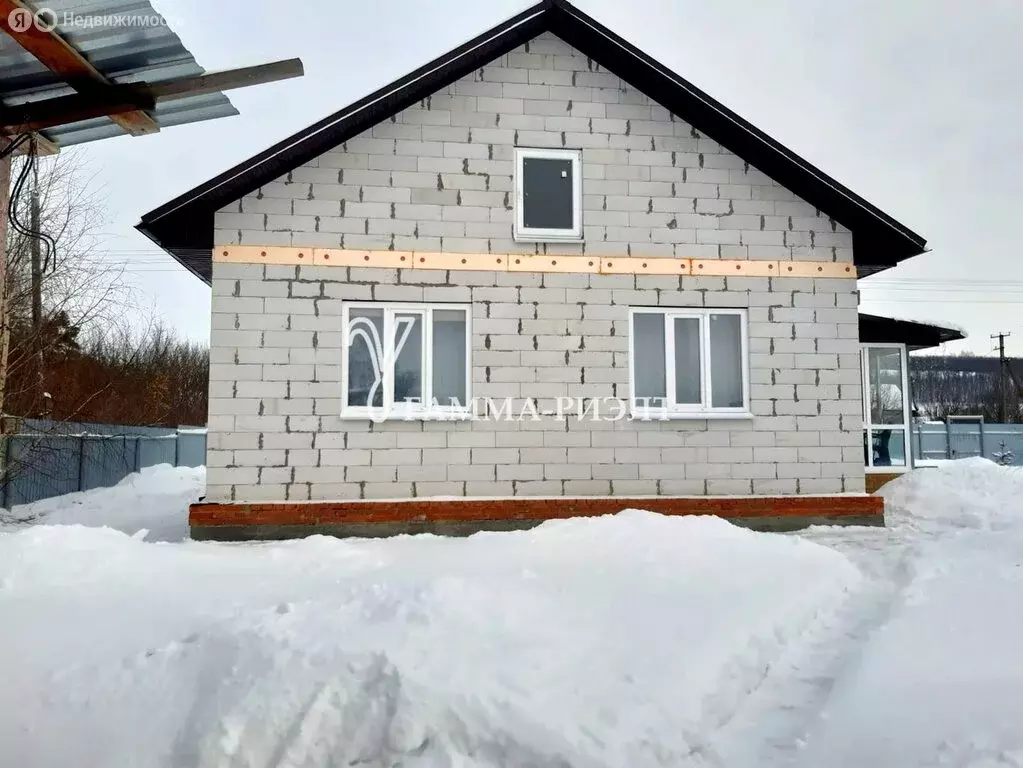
[1,458,1023,766]
[791,459,1023,767]
[0,510,857,767]
[0,464,205,542]
[881,455,1023,531]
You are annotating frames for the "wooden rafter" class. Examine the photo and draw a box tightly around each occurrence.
[0,0,160,136]
[1,59,304,134]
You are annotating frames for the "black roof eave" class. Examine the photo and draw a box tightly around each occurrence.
[858,313,965,351]
[138,0,926,285]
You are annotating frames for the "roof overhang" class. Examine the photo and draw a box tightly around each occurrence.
[1,0,305,155]
[858,313,965,351]
[138,0,928,284]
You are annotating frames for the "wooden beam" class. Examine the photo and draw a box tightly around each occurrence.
[0,131,58,155]
[0,0,159,136]
[212,245,859,279]
[2,94,155,134]
[8,133,59,155]
[145,58,304,100]
[0,59,303,134]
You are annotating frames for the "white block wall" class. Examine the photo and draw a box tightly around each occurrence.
[207,32,865,504]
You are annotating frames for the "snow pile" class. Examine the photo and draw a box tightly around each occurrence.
[880,457,1023,532]
[0,511,859,767]
[0,464,203,542]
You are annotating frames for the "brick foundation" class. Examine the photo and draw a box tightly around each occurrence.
[190,494,884,540]
[865,472,904,493]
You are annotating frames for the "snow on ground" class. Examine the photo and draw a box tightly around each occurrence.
[786,461,1023,768]
[0,464,204,542]
[0,503,857,767]
[883,455,1023,532]
[1,459,1022,767]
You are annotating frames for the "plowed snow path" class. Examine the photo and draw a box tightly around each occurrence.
[710,526,918,767]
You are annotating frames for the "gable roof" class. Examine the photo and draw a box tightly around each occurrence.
[137,0,927,284]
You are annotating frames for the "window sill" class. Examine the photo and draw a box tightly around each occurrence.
[512,233,584,244]
[339,410,473,422]
[629,410,755,422]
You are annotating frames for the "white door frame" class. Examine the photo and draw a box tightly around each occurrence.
[860,343,913,473]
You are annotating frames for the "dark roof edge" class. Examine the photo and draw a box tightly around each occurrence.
[858,312,966,351]
[139,0,928,281]
[139,1,551,226]
[550,0,925,250]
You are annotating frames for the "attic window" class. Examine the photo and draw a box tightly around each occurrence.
[514,147,582,241]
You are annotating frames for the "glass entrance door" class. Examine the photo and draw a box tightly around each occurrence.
[861,344,912,471]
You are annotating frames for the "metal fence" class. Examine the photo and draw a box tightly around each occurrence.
[0,418,206,508]
[914,420,1023,465]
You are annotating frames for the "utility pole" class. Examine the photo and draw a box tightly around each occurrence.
[0,146,11,434]
[29,154,44,416]
[992,332,1011,423]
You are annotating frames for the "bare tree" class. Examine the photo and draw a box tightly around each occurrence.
[3,149,135,419]
[910,353,1023,423]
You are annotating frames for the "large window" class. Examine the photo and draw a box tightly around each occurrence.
[514,147,582,241]
[629,308,749,417]
[341,303,471,419]
[861,344,911,470]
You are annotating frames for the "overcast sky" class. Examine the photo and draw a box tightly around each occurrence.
[73,0,1023,355]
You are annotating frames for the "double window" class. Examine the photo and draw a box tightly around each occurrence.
[341,303,471,418]
[628,308,750,417]
[514,147,582,242]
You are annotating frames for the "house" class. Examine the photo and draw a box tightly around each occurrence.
[139,0,949,540]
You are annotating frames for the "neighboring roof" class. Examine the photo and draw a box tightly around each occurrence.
[859,313,966,351]
[0,0,237,147]
[138,0,927,284]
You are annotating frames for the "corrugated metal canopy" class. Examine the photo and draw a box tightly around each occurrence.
[0,0,237,146]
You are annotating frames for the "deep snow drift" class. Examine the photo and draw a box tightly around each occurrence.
[0,463,204,541]
[0,498,858,767]
[3,459,1023,767]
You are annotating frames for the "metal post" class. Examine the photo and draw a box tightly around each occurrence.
[76,435,84,493]
[0,434,8,509]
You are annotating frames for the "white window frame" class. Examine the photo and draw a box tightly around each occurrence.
[627,307,751,419]
[860,343,913,472]
[513,147,583,242]
[340,302,472,420]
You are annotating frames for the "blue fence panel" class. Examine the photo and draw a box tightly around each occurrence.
[138,435,177,469]
[3,434,81,507]
[1,421,207,508]
[176,432,206,468]
[81,437,133,492]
